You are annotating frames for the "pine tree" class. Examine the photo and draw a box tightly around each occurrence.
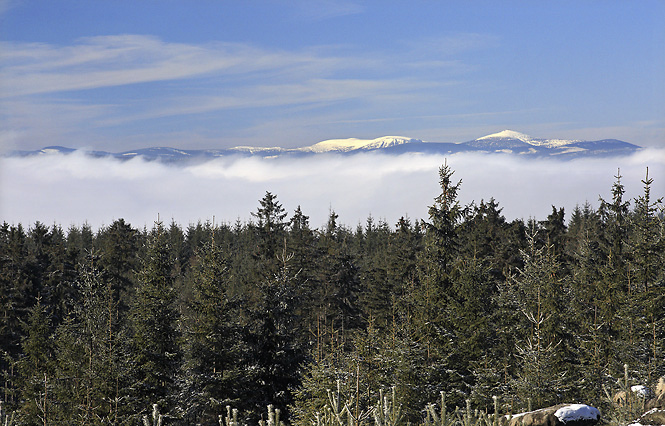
[457,199,521,284]
[287,206,322,350]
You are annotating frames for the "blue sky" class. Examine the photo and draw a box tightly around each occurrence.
[1,0,664,152]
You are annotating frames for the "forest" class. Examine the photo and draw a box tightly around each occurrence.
[0,164,663,426]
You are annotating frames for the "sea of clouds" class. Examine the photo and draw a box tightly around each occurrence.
[1,149,664,231]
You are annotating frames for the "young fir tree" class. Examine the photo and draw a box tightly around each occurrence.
[628,168,663,293]
[126,221,181,419]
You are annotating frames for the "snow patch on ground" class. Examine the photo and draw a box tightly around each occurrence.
[554,404,600,423]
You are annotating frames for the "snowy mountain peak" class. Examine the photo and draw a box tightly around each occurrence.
[474,130,583,148]
[477,130,533,142]
[305,136,421,153]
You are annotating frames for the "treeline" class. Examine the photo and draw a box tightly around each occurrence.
[0,165,663,425]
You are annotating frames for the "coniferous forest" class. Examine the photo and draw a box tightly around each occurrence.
[1,164,664,426]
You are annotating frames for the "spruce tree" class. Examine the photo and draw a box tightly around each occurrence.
[598,170,630,284]
[17,299,55,425]
[181,238,242,425]
[0,223,31,409]
[624,169,665,382]
[313,210,363,340]
[251,191,289,275]
[412,162,464,404]
[503,231,572,409]
[287,206,320,348]
[569,224,614,404]
[97,218,141,318]
[52,252,124,424]
[245,245,306,422]
[126,221,181,419]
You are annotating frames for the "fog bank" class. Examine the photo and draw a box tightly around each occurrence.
[1,150,663,230]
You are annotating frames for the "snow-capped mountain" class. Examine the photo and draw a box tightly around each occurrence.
[7,130,641,161]
[303,136,422,153]
[461,130,639,156]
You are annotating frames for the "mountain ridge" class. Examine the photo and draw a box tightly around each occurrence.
[7,130,642,161]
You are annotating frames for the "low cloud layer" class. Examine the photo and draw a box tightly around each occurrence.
[1,150,663,231]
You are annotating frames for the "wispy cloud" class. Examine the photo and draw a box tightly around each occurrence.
[0,35,348,97]
[2,151,662,230]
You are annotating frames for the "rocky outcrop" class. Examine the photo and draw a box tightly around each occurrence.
[505,404,601,426]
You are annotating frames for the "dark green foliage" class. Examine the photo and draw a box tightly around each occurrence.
[97,218,141,317]
[411,163,466,404]
[17,298,55,425]
[126,221,182,418]
[313,210,364,338]
[244,250,306,422]
[499,231,575,409]
[52,255,124,424]
[1,164,663,424]
[180,238,243,425]
[251,191,289,275]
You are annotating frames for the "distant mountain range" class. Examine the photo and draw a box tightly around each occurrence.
[8,130,641,162]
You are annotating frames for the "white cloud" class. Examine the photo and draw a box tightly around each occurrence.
[1,151,663,231]
[0,36,290,97]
